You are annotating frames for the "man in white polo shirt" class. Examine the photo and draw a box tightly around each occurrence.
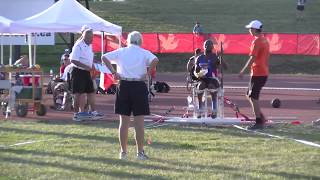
[70,27,96,121]
[102,31,159,160]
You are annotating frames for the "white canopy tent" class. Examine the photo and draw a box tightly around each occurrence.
[0,16,12,33]
[10,0,122,35]
[0,16,14,65]
[9,0,122,66]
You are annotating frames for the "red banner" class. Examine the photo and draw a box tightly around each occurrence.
[297,34,320,55]
[265,34,298,55]
[141,33,159,52]
[93,33,320,56]
[158,33,194,53]
[210,34,253,54]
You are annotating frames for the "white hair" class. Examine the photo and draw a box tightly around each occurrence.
[127,31,142,46]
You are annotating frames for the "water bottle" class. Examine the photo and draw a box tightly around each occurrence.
[49,69,53,77]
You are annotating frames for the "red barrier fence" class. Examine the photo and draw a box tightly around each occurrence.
[93,33,320,56]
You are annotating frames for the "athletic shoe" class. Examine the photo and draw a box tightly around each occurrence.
[73,112,91,122]
[119,152,128,160]
[89,111,104,120]
[56,106,65,111]
[312,119,320,126]
[210,113,217,119]
[137,151,149,160]
[246,123,264,130]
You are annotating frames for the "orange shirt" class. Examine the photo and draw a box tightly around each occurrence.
[249,35,270,76]
[90,68,100,79]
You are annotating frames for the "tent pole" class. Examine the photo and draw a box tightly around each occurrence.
[28,34,32,68]
[9,34,12,66]
[33,34,37,66]
[0,34,3,64]
[101,31,104,55]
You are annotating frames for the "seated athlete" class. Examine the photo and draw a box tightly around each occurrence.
[194,39,227,118]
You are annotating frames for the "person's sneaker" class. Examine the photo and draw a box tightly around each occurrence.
[119,152,128,160]
[56,106,65,111]
[137,151,149,160]
[246,123,264,130]
[72,113,82,122]
[210,113,217,119]
[312,119,320,126]
[73,112,91,122]
[89,111,104,120]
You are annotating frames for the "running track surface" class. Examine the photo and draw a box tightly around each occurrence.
[6,73,320,124]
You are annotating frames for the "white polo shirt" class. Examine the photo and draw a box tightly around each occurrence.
[61,64,74,81]
[102,44,157,79]
[69,40,94,70]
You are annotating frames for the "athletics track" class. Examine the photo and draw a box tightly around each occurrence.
[6,73,320,124]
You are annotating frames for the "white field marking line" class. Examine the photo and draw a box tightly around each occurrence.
[145,119,168,128]
[145,123,171,129]
[171,85,320,91]
[233,125,320,148]
[149,113,297,121]
[0,139,58,148]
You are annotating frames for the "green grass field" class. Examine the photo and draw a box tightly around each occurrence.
[0,120,319,179]
[2,0,320,74]
[91,0,320,33]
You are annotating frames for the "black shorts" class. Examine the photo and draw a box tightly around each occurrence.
[247,76,268,100]
[297,5,304,11]
[71,68,94,94]
[115,80,150,116]
[198,77,220,89]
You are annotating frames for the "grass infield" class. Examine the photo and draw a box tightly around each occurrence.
[0,120,319,179]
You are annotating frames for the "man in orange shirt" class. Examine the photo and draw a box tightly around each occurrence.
[239,20,270,130]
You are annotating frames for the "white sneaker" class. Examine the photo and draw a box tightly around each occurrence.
[312,119,320,126]
[89,111,104,120]
[72,113,82,122]
[119,152,128,160]
[137,151,148,160]
[72,112,91,122]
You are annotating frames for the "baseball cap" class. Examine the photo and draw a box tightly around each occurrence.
[80,25,92,33]
[245,20,263,29]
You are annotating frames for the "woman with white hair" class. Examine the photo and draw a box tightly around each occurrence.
[102,31,159,160]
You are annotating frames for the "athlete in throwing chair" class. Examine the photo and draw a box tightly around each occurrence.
[194,39,227,118]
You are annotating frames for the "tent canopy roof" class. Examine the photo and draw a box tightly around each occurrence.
[10,0,122,35]
[0,16,13,33]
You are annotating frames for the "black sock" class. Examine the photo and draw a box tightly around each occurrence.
[256,117,263,124]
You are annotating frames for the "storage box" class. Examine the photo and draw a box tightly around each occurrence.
[16,87,42,100]
[19,75,40,86]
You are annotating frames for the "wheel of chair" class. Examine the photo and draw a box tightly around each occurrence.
[186,75,193,92]
[15,103,28,117]
[36,104,47,116]
[148,93,153,102]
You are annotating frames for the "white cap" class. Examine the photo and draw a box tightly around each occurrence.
[80,25,92,33]
[245,20,263,29]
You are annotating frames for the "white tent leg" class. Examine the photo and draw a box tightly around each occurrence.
[9,35,12,66]
[33,34,37,66]
[101,31,104,55]
[28,34,32,67]
[0,34,3,64]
